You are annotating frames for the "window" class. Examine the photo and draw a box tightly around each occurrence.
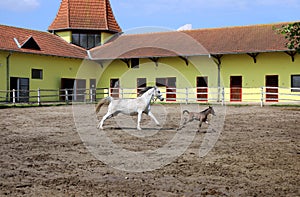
[72,33,101,49]
[32,69,43,79]
[80,34,88,49]
[291,75,300,92]
[72,34,80,45]
[131,58,139,68]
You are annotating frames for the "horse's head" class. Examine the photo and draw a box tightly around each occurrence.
[209,106,216,116]
[154,86,164,101]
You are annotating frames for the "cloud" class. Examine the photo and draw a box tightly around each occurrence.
[177,24,192,31]
[0,0,40,11]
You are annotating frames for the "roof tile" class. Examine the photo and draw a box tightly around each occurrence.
[48,0,121,33]
[89,22,295,60]
[0,25,87,59]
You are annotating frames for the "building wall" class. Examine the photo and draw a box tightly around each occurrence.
[96,55,218,100]
[98,56,217,88]
[1,50,299,103]
[101,32,115,44]
[0,51,100,102]
[0,52,9,91]
[55,31,72,43]
[221,52,300,102]
[96,52,299,102]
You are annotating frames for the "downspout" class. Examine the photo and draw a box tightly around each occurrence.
[6,52,12,102]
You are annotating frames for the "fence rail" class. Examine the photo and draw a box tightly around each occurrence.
[0,87,300,106]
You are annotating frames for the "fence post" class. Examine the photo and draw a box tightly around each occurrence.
[12,89,16,104]
[121,88,124,99]
[90,88,95,103]
[185,88,188,104]
[260,87,264,107]
[222,87,225,106]
[65,89,69,104]
[37,88,41,106]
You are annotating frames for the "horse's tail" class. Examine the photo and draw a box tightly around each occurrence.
[183,110,189,114]
[95,97,113,114]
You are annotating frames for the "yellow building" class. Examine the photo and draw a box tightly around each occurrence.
[0,0,299,104]
[89,24,300,103]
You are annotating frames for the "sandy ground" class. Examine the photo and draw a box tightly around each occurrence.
[0,104,299,196]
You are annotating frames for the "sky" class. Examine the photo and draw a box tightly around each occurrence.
[0,0,299,32]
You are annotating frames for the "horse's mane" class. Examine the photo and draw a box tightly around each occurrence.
[138,86,155,97]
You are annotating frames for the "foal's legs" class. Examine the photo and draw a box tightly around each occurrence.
[197,120,203,132]
[177,114,194,130]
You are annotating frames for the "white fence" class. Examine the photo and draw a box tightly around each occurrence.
[0,87,300,106]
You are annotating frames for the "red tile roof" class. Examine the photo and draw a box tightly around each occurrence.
[89,22,294,60]
[1,22,296,61]
[0,25,87,59]
[48,0,121,33]
[89,31,210,60]
[185,23,290,54]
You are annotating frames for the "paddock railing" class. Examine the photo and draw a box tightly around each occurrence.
[0,87,300,106]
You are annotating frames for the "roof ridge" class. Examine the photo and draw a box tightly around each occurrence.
[67,0,70,29]
[118,21,296,37]
[104,0,108,30]
[0,24,47,34]
[185,21,296,32]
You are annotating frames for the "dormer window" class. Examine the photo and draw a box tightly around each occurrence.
[72,32,101,49]
[14,36,41,50]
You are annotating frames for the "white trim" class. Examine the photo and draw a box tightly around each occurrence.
[13,38,21,48]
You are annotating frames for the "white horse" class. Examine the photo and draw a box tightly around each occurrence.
[95,86,164,130]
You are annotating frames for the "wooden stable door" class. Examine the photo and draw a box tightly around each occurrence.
[230,76,242,102]
[60,78,86,102]
[110,78,120,98]
[10,77,29,102]
[266,75,278,102]
[137,78,146,96]
[75,79,86,102]
[197,76,208,102]
[156,77,176,102]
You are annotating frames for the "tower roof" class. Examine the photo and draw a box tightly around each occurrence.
[48,0,122,33]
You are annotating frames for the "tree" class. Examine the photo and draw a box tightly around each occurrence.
[277,22,300,53]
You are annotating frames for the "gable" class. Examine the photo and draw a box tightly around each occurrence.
[21,36,41,50]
